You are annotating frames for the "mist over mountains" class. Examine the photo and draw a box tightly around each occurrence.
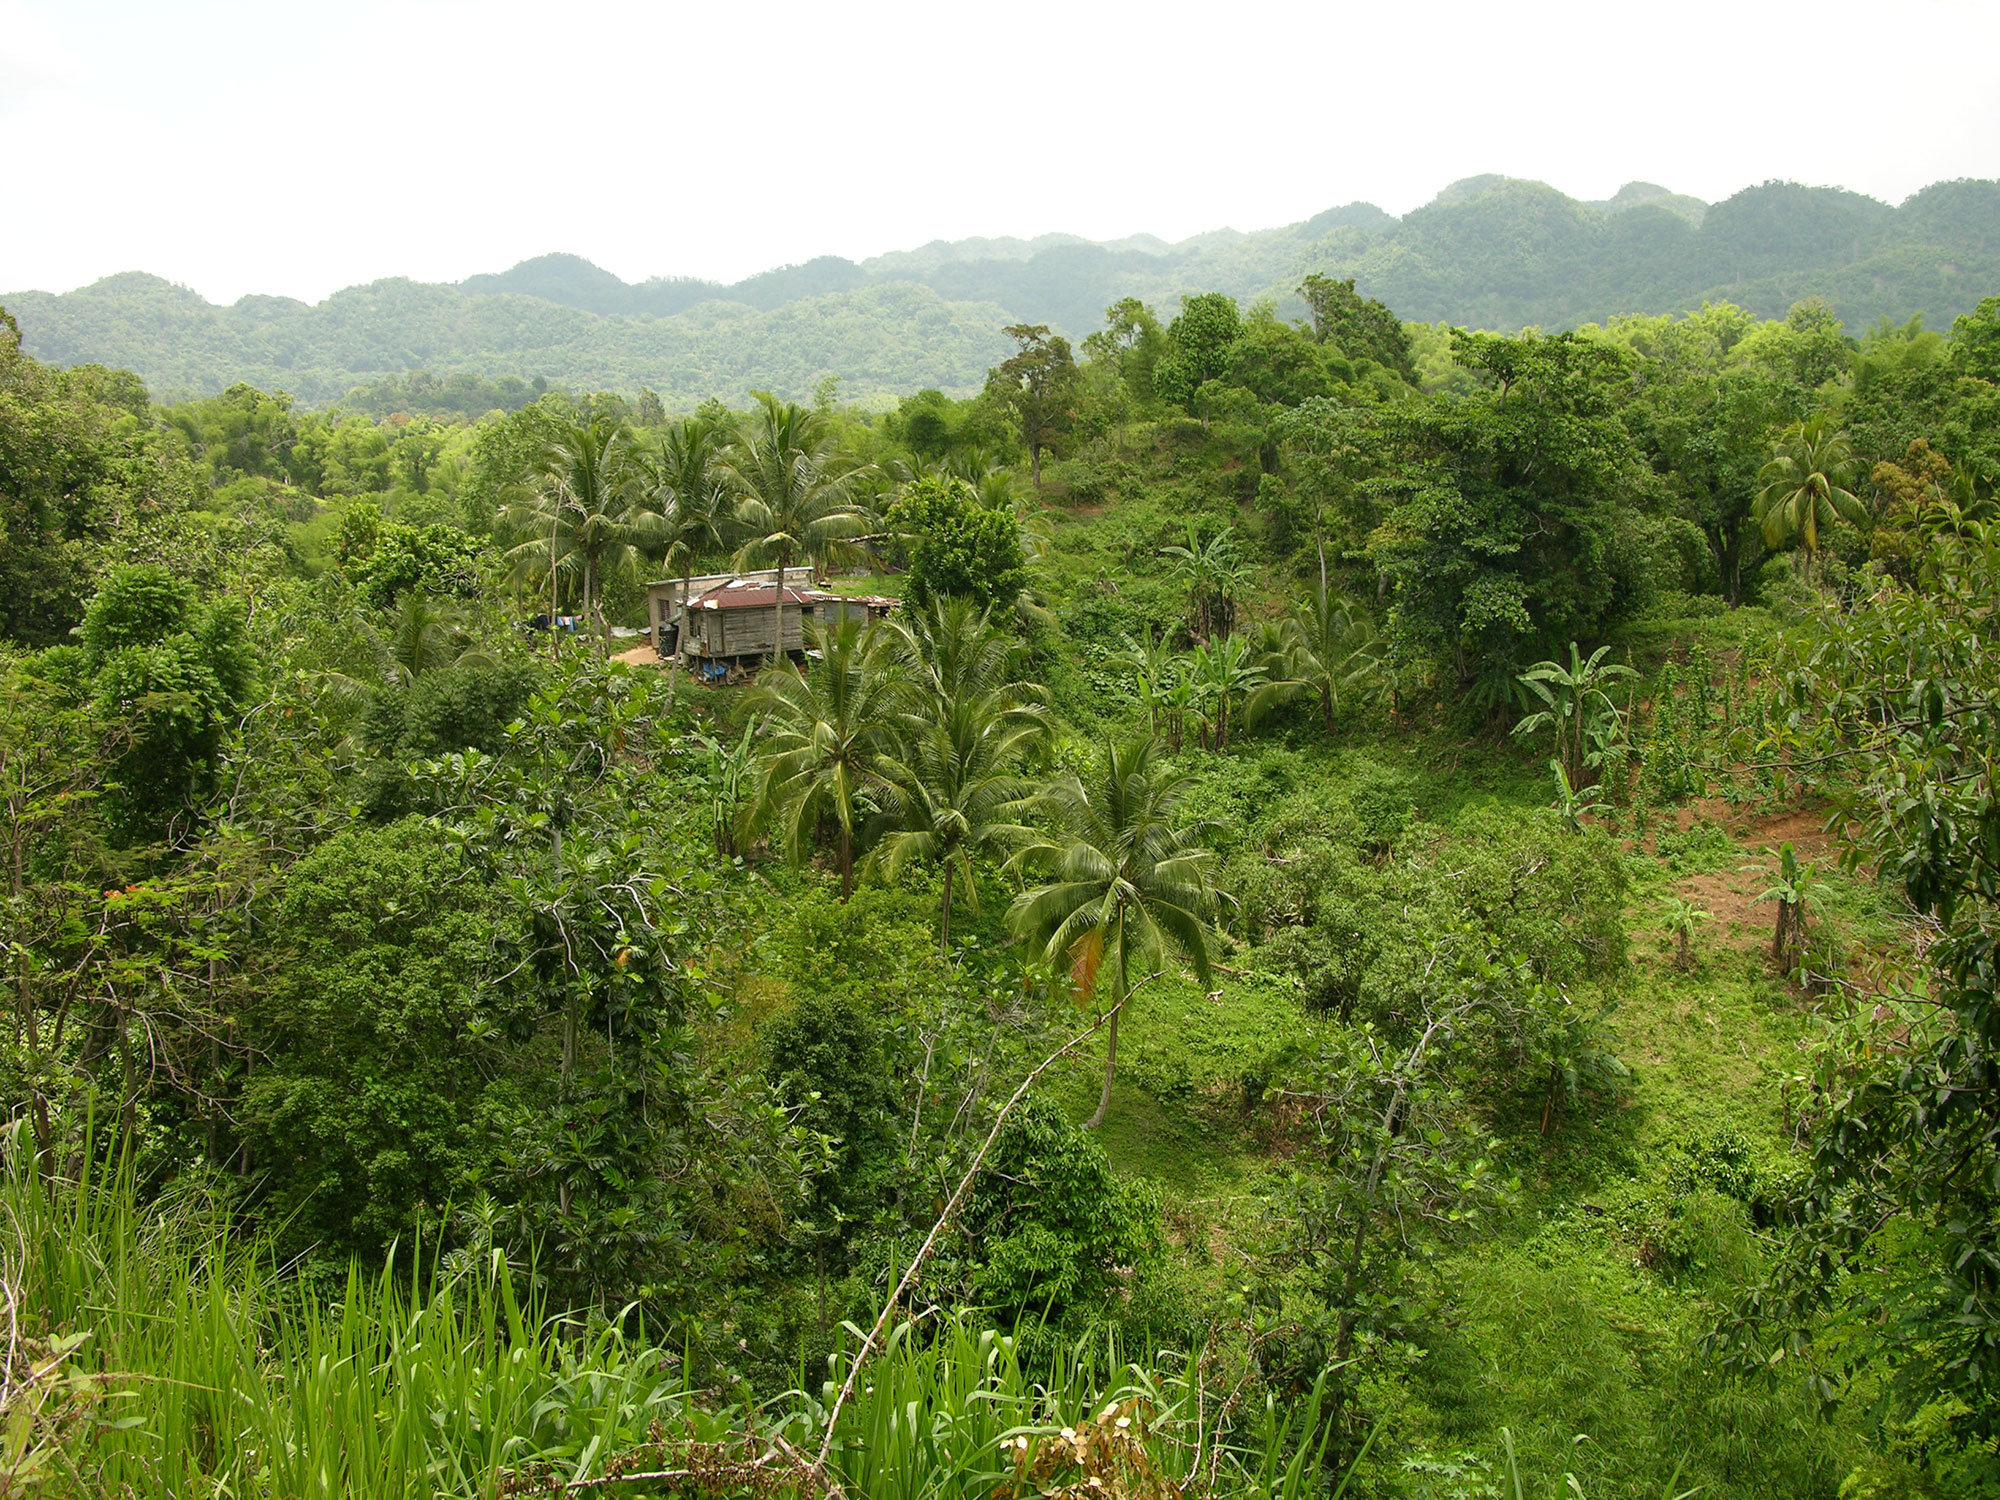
[7,174,1996,408]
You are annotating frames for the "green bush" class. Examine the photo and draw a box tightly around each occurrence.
[764,993,897,1251]
[1652,818,1737,872]
[79,563,258,842]
[962,1098,1161,1324]
[360,662,541,816]
[241,818,514,1257]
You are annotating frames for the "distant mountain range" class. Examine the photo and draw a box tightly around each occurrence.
[7,175,1997,408]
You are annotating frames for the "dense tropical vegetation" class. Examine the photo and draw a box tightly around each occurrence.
[4,257,2000,1498]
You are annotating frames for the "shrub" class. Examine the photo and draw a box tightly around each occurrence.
[764,993,897,1250]
[962,1098,1161,1323]
[241,818,511,1257]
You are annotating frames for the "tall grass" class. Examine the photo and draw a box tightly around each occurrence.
[2,1139,683,1497]
[0,1139,1344,1498]
[794,1321,1342,1500]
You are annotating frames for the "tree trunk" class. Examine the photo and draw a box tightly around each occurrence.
[549,513,562,661]
[12,822,51,1176]
[586,557,604,655]
[1085,1003,1120,1130]
[1715,525,1743,607]
[669,568,691,691]
[119,1022,139,1151]
[10,821,24,1045]
[554,821,575,1093]
[774,554,789,668]
[1085,942,1128,1130]
[1029,442,1043,489]
[839,821,853,903]
[1334,1084,1407,1362]
[939,861,952,955]
[1773,899,1799,967]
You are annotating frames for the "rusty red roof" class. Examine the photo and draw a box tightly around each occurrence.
[689,580,834,610]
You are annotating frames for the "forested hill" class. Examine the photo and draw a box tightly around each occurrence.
[10,173,1997,406]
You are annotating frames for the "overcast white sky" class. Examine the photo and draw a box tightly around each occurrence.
[3,0,1995,305]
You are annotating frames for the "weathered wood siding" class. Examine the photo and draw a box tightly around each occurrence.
[689,604,810,658]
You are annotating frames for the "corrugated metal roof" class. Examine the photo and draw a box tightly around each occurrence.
[690,579,833,610]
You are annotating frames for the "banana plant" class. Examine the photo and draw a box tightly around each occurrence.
[1512,642,1636,790]
[1662,895,1711,971]
[1751,840,1818,972]
[1189,632,1264,749]
[692,716,760,859]
[1548,760,1604,833]
[1111,632,1181,740]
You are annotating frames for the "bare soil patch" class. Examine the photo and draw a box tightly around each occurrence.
[1665,797,1839,860]
[613,643,663,668]
[1665,802,1841,957]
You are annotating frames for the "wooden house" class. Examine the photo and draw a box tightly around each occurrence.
[645,568,781,657]
[644,568,893,671]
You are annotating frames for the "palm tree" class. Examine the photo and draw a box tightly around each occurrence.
[1248,583,1378,736]
[869,600,1048,951]
[721,393,870,663]
[744,618,899,899]
[889,591,1042,713]
[502,417,663,654]
[642,415,735,678]
[1008,736,1223,1128]
[1753,417,1866,576]
[383,593,494,683]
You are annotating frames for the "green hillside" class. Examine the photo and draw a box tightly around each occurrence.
[6,255,2000,1494]
[7,175,1997,406]
[2,272,1018,408]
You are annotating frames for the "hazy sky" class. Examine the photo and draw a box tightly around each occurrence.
[4,0,1995,305]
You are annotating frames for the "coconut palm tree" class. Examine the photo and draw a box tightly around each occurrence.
[744,618,899,899]
[383,592,495,683]
[868,600,1048,951]
[642,415,735,677]
[1248,583,1378,736]
[1752,417,1866,576]
[721,394,870,663]
[502,416,664,654]
[1008,736,1223,1128]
